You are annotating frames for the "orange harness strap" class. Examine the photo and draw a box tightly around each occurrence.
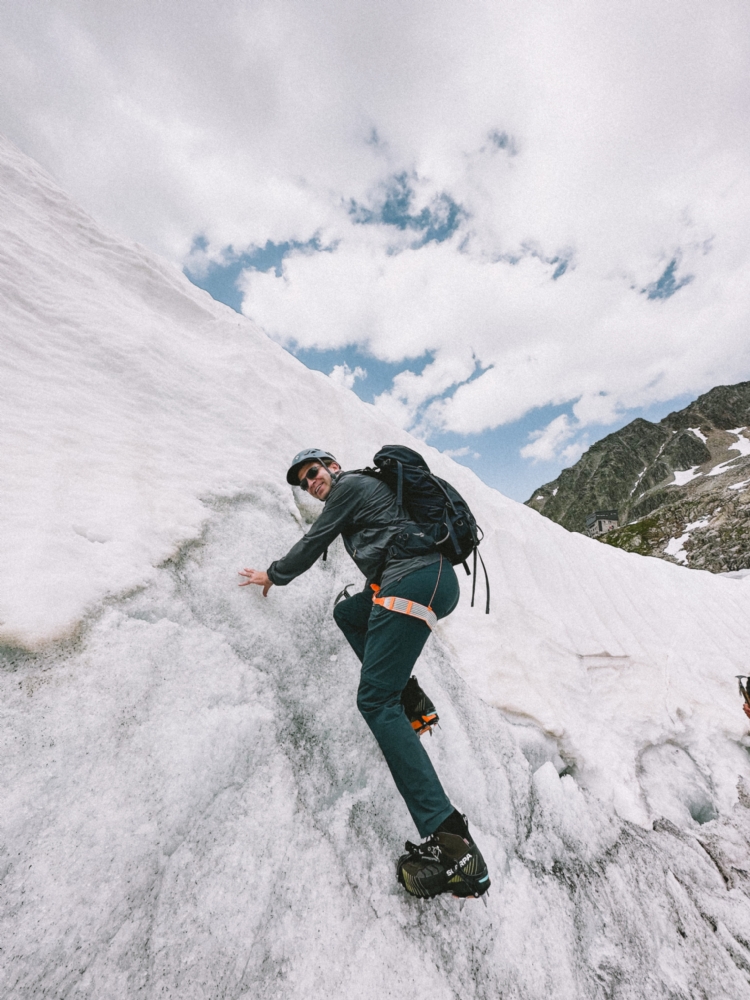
[370,584,437,631]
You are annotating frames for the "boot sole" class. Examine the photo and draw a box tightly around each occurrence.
[448,873,491,898]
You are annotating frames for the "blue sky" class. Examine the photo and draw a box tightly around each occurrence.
[181,165,704,503]
[6,0,749,505]
[185,247,694,501]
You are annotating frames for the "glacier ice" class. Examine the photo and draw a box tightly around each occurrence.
[3,134,750,998]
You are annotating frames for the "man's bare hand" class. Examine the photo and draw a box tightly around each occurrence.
[743,702,750,720]
[238,568,273,596]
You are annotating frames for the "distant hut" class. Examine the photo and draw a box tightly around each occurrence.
[585,510,619,538]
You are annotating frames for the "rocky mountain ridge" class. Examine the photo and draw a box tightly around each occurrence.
[525,381,750,572]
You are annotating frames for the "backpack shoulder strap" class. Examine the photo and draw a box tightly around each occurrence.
[336,467,382,482]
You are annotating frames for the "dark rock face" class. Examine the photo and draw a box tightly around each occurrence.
[663,381,750,432]
[528,420,670,532]
[525,381,750,572]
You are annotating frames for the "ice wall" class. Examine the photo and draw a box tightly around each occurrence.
[3,135,750,999]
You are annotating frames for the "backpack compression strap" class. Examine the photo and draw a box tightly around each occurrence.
[370,584,438,631]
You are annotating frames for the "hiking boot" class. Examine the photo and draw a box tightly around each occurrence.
[396,828,491,899]
[401,675,439,737]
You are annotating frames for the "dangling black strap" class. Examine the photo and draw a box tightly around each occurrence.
[461,560,470,576]
[396,461,403,509]
[469,548,490,613]
[477,549,490,614]
[322,548,328,562]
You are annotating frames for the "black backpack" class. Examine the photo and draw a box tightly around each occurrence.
[365,445,490,613]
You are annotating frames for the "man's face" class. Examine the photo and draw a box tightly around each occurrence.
[297,460,341,501]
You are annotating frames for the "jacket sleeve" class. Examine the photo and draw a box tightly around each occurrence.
[266,476,360,586]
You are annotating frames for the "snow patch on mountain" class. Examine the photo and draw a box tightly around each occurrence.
[708,429,750,477]
[670,465,702,486]
[729,427,750,456]
[664,516,712,563]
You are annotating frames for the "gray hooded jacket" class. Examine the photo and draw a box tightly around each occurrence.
[266,472,439,591]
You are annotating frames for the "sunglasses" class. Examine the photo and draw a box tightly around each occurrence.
[299,464,327,491]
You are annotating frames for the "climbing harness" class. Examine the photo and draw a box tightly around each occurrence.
[370,556,443,631]
[372,591,438,631]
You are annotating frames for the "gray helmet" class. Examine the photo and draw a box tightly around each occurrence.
[286,448,338,486]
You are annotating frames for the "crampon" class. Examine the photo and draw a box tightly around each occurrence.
[400,675,439,737]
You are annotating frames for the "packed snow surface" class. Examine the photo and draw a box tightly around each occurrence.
[4,136,750,999]
[670,465,702,487]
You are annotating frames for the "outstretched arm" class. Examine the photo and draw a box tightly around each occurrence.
[239,476,361,594]
[238,568,273,596]
[263,476,359,586]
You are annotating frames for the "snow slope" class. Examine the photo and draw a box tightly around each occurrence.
[3,135,750,999]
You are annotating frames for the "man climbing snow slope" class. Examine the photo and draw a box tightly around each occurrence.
[239,448,491,900]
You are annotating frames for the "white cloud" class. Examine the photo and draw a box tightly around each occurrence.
[2,0,750,449]
[521,415,577,463]
[328,363,366,390]
[559,439,589,467]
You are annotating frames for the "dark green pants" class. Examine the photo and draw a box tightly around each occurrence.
[333,559,460,837]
